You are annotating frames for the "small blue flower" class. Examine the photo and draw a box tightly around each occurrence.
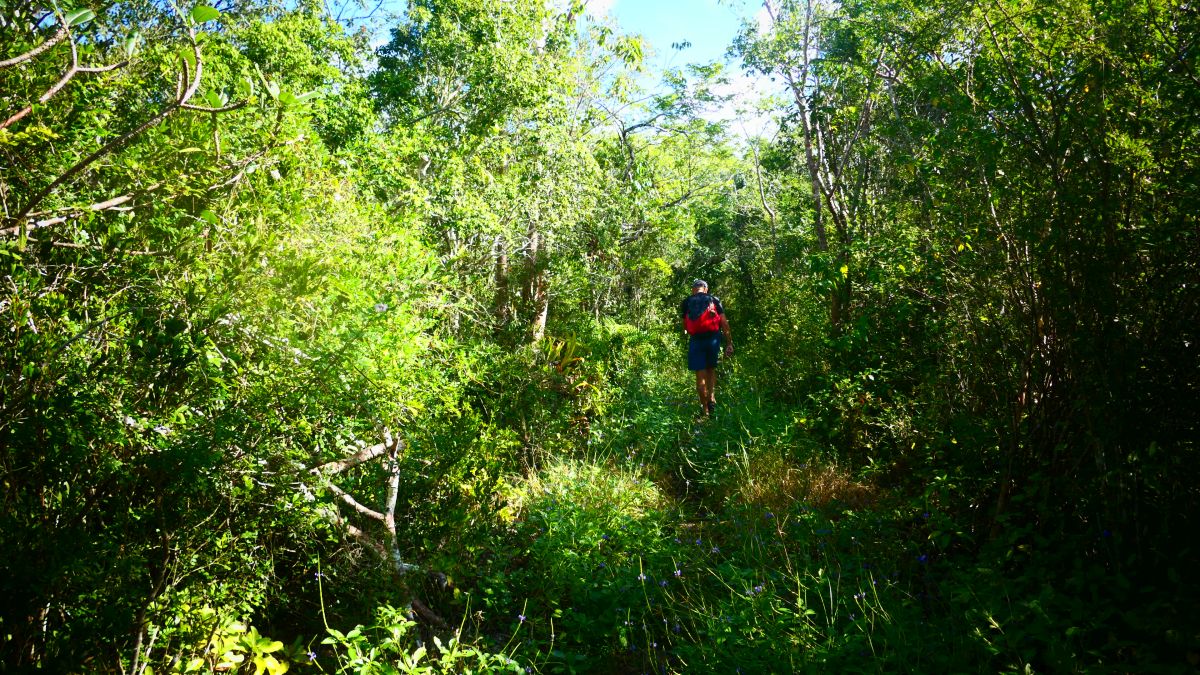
[674,569,682,577]
[314,572,324,580]
[307,651,317,661]
[711,546,720,553]
[854,592,866,600]
[601,534,609,540]
[917,554,928,564]
[518,614,526,623]
[659,580,668,587]
[695,538,702,545]
[638,573,647,581]
[754,584,764,594]
[765,512,774,519]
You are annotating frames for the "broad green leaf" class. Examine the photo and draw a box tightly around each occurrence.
[65,8,95,26]
[190,5,219,23]
[236,77,253,98]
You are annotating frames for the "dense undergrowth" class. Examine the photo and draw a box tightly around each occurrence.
[3,0,1198,672]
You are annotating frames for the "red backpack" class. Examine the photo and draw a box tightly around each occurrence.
[684,295,722,335]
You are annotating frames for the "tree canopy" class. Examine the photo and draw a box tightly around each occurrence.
[1,0,1196,671]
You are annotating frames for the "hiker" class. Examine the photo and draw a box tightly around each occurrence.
[680,279,733,416]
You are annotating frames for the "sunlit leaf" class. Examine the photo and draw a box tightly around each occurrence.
[65,8,95,26]
[190,5,219,23]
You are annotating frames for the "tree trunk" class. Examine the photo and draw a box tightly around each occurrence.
[527,225,548,342]
[493,234,510,330]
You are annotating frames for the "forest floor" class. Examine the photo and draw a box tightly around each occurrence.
[464,355,985,673]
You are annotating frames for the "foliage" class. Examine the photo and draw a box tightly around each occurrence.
[1,0,1196,671]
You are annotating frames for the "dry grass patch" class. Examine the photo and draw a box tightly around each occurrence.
[733,448,878,516]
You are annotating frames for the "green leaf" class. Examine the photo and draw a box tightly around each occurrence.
[179,46,197,73]
[65,8,95,26]
[190,5,219,23]
[124,32,141,59]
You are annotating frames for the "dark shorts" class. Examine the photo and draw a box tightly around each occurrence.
[687,332,722,371]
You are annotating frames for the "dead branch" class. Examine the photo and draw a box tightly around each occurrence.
[325,482,386,522]
[310,436,403,476]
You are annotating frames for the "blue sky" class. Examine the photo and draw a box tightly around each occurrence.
[329,0,779,136]
[596,0,763,73]
[594,0,779,137]
[333,0,767,72]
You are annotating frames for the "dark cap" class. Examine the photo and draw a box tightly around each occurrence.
[691,279,708,289]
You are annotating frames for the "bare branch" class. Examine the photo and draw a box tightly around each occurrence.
[6,24,207,239]
[1,21,130,131]
[318,506,391,559]
[181,99,249,113]
[654,181,722,211]
[0,16,69,69]
[325,482,387,522]
[0,184,163,238]
[309,436,403,476]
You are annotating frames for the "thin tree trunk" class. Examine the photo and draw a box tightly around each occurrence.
[527,224,548,342]
[493,234,510,329]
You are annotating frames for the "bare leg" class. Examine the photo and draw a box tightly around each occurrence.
[695,370,708,414]
[706,367,717,409]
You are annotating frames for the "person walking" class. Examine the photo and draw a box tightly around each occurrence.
[680,279,733,416]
